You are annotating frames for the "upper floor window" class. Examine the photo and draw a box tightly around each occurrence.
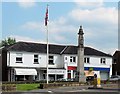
[64,56,68,62]
[34,54,39,64]
[16,53,23,63]
[84,57,90,63]
[65,57,67,60]
[70,56,76,63]
[100,58,106,64]
[49,56,54,65]
[113,59,117,64]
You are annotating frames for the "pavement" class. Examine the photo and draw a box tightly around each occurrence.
[1,83,120,94]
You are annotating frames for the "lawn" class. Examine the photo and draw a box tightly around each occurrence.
[16,83,40,91]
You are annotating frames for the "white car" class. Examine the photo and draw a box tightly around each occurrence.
[109,75,120,81]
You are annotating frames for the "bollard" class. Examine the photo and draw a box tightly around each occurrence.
[94,74,102,88]
[88,73,102,89]
[97,78,101,87]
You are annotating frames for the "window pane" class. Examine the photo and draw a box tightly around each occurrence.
[84,58,86,63]
[103,58,106,63]
[43,70,46,73]
[16,57,22,61]
[100,58,102,63]
[87,58,89,63]
[100,58,106,64]
[49,56,53,59]
[16,57,22,63]
[34,59,38,62]
[70,58,72,62]
[49,56,54,64]
[34,55,38,58]
[73,57,76,62]
[49,60,54,64]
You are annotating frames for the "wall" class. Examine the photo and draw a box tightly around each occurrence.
[8,51,63,68]
[63,55,112,77]
[2,50,8,81]
[84,55,112,77]
[63,54,77,67]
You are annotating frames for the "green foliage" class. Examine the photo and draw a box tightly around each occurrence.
[89,67,93,71]
[0,37,16,47]
[16,83,39,91]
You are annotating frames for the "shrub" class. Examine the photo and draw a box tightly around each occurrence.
[2,84,16,91]
[39,84,44,89]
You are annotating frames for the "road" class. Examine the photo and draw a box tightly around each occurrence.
[2,84,120,94]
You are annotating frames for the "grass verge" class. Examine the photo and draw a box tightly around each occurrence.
[16,83,40,91]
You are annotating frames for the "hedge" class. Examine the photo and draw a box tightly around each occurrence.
[2,84,16,91]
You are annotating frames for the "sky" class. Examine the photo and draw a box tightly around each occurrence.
[1,0,119,55]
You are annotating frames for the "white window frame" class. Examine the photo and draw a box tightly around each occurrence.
[100,58,106,64]
[84,57,90,64]
[16,53,23,63]
[70,56,76,63]
[49,55,54,65]
[34,54,39,64]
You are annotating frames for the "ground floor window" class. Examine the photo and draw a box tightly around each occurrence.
[15,75,35,81]
[49,74,64,81]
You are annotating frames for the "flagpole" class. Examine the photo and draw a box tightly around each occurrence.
[45,4,49,84]
[46,25,49,84]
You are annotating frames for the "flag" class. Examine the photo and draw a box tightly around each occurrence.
[45,5,48,26]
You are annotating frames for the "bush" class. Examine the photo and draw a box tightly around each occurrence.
[39,84,44,89]
[2,84,16,91]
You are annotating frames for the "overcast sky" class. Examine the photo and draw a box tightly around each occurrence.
[1,0,119,55]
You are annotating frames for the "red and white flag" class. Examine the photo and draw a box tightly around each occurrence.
[45,5,48,26]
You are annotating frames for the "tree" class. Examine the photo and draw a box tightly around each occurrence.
[0,37,16,47]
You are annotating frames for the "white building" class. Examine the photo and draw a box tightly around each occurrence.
[1,42,112,81]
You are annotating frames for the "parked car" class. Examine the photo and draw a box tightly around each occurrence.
[109,75,120,81]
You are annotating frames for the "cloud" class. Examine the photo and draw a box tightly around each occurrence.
[9,35,46,43]
[74,0,104,8]
[21,22,42,30]
[68,3,118,54]
[20,17,77,45]
[18,0,36,8]
[69,7,118,25]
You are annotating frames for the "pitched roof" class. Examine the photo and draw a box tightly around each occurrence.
[113,50,120,58]
[4,42,65,54]
[62,46,112,57]
[4,42,112,57]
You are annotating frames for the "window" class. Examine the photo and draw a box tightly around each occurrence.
[34,54,39,64]
[65,57,67,60]
[84,57,90,63]
[64,56,68,62]
[113,59,116,64]
[67,70,71,73]
[70,56,76,63]
[16,53,23,63]
[49,56,54,65]
[100,58,106,64]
